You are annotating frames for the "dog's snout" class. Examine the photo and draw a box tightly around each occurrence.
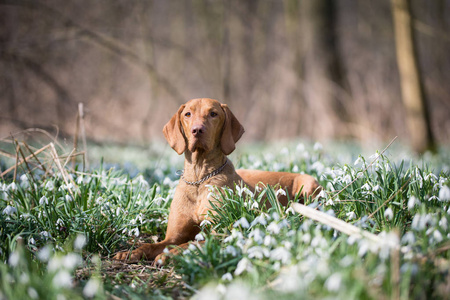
[192,125,205,137]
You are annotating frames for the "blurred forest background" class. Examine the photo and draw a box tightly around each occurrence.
[1,0,449,153]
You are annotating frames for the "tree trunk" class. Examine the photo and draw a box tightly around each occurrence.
[300,0,348,139]
[391,0,435,153]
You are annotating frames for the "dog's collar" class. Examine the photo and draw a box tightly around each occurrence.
[177,160,228,186]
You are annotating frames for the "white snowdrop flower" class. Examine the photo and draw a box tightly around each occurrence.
[301,233,311,244]
[267,222,281,234]
[207,192,216,200]
[74,234,87,250]
[3,205,17,216]
[188,243,198,251]
[37,246,52,262]
[292,165,299,173]
[39,196,48,205]
[372,185,383,192]
[354,156,363,166]
[20,174,29,184]
[249,228,264,244]
[342,174,352,185]
[264,235,276,246]
[221,272,233,281]
[428,195,439,201]
[83,277,101,298]
[224,245,238,257]
[326,199,334,206]
[29,237,36,245]
[163,177,172,186]
[325,273,342,292]
[154,196,165,206]
[251,215,267,227]
[340,255,354,267]
[411,215,420,230]
[433,230,443,243]
[76,176,84,185]
[358,240,369,257]
[286,207,295,215]
[234,258,253,275]
[362,183,371,191]
[311,235,324,248]
[243,187,254,198]
[425,173,438,182]
[65,194,72,202]
[313,142,323,151]
[317,189,327,199]
[20,273,29,284]
[63,253,82,270]
[195,233,205,241]
[296,143,305,153]
[439,185,450,202]
[271,212,280,221]
[401,232,415,245]
[8,182,17,191]
[40,231,51,239]
[369,152,379,160]
[233,217,250,229]
[28,287,39,299]
[224,230,244,243]
[200,219,212,227]
[384,207,394,221]
[247,246,268,259]
[236,185,244,197]
[130,228,140,237]
[53,270,72,288]
[439,217,448,230]
[251,201,259,209]
[379,232,400,258]
[270,247,291,264]
[346,211,356,220]
[408,196,419,210]
[276,188,286,197]
[56,218,64,227]
[8,251,20,267]
[415,170,423,188]
[311,161,325,174]
[193,286,220,300]
[283,241,293,250]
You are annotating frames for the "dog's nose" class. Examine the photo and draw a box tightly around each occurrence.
[192,125,205,137]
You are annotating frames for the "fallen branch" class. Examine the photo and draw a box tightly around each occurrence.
[291,203,383,245]
[1,144,51,177]
[49,143,78,199]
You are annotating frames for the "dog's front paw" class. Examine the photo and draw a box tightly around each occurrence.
[153,250,172,266]
[113,249,143,263]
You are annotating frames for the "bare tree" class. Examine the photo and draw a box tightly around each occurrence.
[391,0,435,153]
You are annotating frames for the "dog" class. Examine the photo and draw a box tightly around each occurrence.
[113,98,320,262]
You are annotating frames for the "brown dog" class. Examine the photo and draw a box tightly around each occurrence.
[114,98,320,262]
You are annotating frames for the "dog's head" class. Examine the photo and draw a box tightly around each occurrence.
[163,98,244,155]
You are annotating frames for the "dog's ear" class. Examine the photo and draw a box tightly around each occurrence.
[163,104,187,155]
[220,104,245,155]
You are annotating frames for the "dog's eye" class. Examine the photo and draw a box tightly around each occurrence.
[185,112,191,118]
[210,112,218,117]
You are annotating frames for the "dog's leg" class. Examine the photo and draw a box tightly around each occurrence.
[114,193,199,262]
